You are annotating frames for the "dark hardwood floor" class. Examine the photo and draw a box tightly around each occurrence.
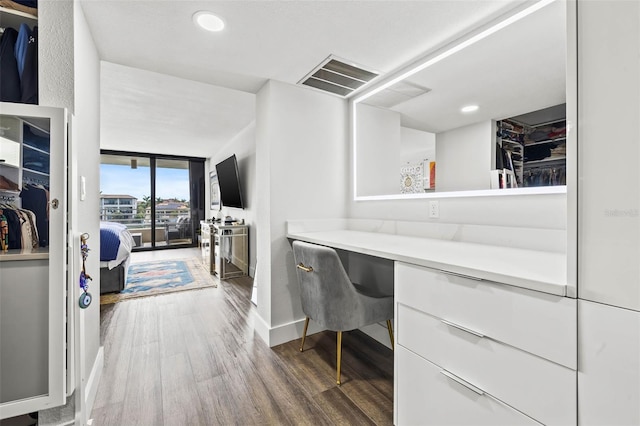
[92,268,394,425]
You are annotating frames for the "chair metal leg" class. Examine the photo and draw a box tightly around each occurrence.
[336,331,343,385]
[387,320,394,350]
[300,317,309,352]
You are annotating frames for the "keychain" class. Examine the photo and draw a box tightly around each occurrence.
[79,233,93,309]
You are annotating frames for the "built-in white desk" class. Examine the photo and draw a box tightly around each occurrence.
[287,220,567,296]
[287,219,576,425]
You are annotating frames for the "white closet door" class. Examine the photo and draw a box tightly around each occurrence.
[0,103,68,419]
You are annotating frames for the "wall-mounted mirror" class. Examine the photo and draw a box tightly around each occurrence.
[353,0,571,199]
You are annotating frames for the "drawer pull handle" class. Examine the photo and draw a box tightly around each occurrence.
[441,319,485,338]
[440,370,485,395]
[439,270,483,281]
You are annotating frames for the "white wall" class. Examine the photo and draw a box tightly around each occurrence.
[356,103,400,196]
[254,80,348,346]
[72,5,102,418]
[400,126,436,165]
[37,0,102,424]
[205,121,257,276]
[39,0,74,111]
[436,120,492,192]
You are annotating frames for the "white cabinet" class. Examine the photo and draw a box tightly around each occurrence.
[394,262,577,425]
[577,0,640,311]
[578,300,640,426]
[0,103,68,419]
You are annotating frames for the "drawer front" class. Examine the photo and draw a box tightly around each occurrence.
[395,262,576,369]
[397,304,576,426]
[396,346,541,426]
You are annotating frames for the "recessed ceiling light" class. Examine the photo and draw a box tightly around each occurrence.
[193,11,225,32]
[461,105,479,113]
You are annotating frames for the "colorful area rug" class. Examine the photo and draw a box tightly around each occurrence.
[100,257,217,305]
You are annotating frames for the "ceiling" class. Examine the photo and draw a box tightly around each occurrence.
[79,0,530,157]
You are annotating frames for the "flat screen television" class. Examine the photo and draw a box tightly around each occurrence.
[215,154,244,209]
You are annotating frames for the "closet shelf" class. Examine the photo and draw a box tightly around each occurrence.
[524,157,566,166]
[23,143,50,155]
[524,136,566,147]
[0,6,37,29]
[530,118,566,128]
[22,168,48,176]
[0,162,19,170]
[0,248,49,261]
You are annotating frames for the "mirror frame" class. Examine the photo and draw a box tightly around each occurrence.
[351,0,576,201]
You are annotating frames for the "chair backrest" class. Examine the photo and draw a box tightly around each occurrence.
[292,240,369,331]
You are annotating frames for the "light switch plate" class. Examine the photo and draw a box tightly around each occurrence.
[80,176,86,201]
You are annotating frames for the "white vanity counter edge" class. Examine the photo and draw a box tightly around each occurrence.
[287,228,566,297]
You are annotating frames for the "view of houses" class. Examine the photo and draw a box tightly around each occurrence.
[100,195,189,224]
[100,194,192,247]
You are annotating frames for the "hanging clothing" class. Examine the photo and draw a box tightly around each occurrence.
[0,27,21,102]
[21,25,37,104]
[0,212,8,251]
[2,208,22,249]
[14,22,30,77]
[20,184,48,247]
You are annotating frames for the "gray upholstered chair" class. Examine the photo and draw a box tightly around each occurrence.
[292,240,394,385]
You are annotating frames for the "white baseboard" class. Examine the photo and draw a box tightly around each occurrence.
[85,346,104,420]
[253,315,323,347]
[254,314,392,349]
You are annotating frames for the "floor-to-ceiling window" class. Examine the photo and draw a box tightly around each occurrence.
[100,151,205,251]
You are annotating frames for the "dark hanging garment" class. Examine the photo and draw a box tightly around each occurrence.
[12,0,38,7]
[0,27,22,102]
[20,185,48,247]
[2,208,22,250]
[14,22,30,77]
[21,25,37,104]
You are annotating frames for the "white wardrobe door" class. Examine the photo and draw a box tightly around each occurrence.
[578,300,640,425]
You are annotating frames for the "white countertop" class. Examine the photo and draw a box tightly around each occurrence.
[287,229,567,296]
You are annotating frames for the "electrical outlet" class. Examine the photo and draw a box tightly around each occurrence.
[429,200,439,218]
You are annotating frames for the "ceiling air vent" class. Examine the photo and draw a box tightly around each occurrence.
[363,81,432,109]
[299,56,379,98]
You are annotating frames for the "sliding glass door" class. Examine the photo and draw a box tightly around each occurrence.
[100,151,205,251]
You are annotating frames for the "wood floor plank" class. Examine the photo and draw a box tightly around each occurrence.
[130,297,159,347]
[176,313,225,382]
[196,374,261,425]
[161,352,206,426]
[88,401,123,426]
[120,341,163,425]
[93,302,138,409]
[157,297,188,359]
[314,387,378,426]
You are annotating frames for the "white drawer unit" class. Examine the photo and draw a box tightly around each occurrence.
[394,261,577,426]
[397,304,576,425]
[396,346,541,426]
[396,262,577,369]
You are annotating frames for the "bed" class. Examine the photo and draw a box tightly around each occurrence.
[100,221,135,294]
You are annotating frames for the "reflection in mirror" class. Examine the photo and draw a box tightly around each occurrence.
[354,0,568,198]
